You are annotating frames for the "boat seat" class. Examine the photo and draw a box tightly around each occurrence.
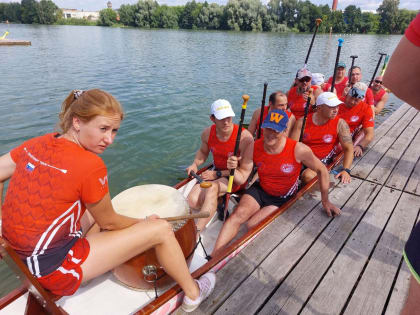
[0,236,67,314]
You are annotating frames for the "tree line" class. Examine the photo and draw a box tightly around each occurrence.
[0,0,417,34]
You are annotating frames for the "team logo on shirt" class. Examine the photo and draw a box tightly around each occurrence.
[350,115,360,122]
[281,163,294,174]
[99,175,108,186]
[323,134,333,143]
[25,162,35,172]
[256,161,265,171]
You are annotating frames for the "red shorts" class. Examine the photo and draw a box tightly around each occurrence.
[37,238,90,296]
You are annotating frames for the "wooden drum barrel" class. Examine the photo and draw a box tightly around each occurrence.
[111,184,197,290]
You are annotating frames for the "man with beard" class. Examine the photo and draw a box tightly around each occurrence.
[186,99,254,232]
[371,76,389,115]
[291,92,354,184]
[344,66,375,110]
[339,82,375,157]
[211,109,341,256]
[287,68,321,120]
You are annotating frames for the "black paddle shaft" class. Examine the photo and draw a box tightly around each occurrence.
[369,53,387,88]
[304,19,322,66]
[330,38,344,92]
[299,96,312,142]
[229,105,247,179]
[257,82,268,139]
[348,55,358,86]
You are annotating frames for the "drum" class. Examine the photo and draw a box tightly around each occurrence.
[111,184,197,290]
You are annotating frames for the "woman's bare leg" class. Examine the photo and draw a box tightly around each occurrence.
[81,219,199,299]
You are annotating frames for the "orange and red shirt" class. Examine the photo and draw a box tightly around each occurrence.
[339,101,374,134]
[2,133,108,277]
[373,88,386,106]
[253,138,301,197]
[287,86,318,119]
[302,113,340,162]
[327,76,348,98]
[208,124,239,170]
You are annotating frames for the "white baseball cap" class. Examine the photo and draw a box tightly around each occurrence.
[312,73,325,85]
[316,92,343,107]
[210,99,235,120]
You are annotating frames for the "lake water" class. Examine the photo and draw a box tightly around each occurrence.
[0,24,404,297]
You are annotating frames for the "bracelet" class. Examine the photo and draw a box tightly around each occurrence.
[356,144,364,151]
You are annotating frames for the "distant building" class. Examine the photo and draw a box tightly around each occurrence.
[61,9,100,21]
[107,1,112,9]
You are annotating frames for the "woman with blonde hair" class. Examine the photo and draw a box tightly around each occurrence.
[0,89,215,312]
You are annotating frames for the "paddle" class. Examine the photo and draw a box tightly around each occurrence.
[303,18,323,68]
[298,89,312,142]
[164,211,210,222]
[348,55,358,86]
[369,53,387,88]
[379,55,390,77]
[330,38,344,92]
[257,82,268,139]
[190,170,212,188]
[223,94,250,220]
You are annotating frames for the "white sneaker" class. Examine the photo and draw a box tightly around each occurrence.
[181,272,216,313]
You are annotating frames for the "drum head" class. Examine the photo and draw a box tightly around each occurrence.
[112,184,189,219]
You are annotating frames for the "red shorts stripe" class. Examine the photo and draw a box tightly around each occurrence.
[37,238,90,296]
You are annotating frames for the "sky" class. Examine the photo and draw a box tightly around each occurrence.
[0,0,418,12]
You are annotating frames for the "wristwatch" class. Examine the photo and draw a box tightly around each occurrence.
[216,170,222,178]
[356,144,365,152]
[344,168,351,175]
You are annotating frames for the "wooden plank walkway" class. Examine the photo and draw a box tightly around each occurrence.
[181,103,420,315]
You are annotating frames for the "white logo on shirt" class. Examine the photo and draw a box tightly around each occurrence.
[281,163,294,174]
[323,134,333,143]
[99,175,108,186]
[350,115,360,122]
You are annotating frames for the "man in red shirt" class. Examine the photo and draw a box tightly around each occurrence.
[339,82,375,157]
[287,68,321,120]
[371,76,389,115]
[291,92,354,184]
[186,99,254,232]
[248,91,295,138]
[344,66,375,111]
[212,109,341,256]
[327,62,348,98]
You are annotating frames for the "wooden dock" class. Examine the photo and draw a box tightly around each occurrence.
[182,103,420,315]
[0,39,31,46]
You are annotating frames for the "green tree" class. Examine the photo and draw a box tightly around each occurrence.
[396,9,417,34]
[329,10,345,33]
[343,5,362,33]
[360,12,379,33]
[3,3,22,22]
[99,8,117,26]
[134,0,159,28]
[119,4,136,26]
[36,0,59,24]
[152,5,179,28]
[280,0,298,28]
[224,0,269,32]
[377,0,399,34]
[196,3,223,30]
[21,0,38,24]
[179,0,203,29]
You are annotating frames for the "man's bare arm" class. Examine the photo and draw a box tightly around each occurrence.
[338,119,354,169]
[186,128,211,175]
[374,93,389,114]
[247,108,261,137]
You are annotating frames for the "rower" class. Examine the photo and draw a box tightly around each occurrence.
[371,76,389,115]
[0,89,216,312]
[339,82,375,157]
[212,109,341,256]
[186,99,254,232]
[291,92,354,184]
[327,61,348,98]
[287,68,321,120]
[344,66,375,112]
[248,91,296,138]
[312,73,337,94]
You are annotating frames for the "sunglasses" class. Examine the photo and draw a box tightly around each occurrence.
[299,77,311,83]
[349,88,365,99]
[374,79,383,84]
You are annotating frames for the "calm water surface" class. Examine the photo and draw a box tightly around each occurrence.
[0,24,403,296]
